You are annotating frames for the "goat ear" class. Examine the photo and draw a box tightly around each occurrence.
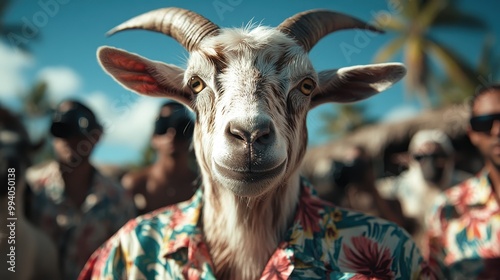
[310,63,406,109]
[97,46,193,108]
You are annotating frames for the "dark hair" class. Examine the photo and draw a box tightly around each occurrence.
[50,99,103,138]
[55,100,101,127]
[470,84,500,113]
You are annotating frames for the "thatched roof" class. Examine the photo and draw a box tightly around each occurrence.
[302,103,479,177]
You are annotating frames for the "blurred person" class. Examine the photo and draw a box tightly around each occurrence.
[300,146,407,229]
[26,100,136,280]
[425,85,500,279]
[0,106,61,280]
[329,145,407,226]
[121,101,198,215]
[377,129,470,249]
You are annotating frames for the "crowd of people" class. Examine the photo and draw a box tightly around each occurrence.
[1,83,500,279]
[315,84,500,279]
[0,99,198,279]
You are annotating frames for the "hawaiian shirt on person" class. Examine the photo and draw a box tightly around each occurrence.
[79,178,431,280]
[27,161,137,280]
[425,171,500,279]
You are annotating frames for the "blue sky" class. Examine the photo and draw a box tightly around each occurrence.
[1,0,499,165]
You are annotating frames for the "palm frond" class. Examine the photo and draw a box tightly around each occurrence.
[432,8,487,30]
[319,103,373,138]
[426,37,478,90]
[476,35,495,77]
[373,36,406,63]
[373,14,407,32]
[416,0,447,30]
[0,0,10,19]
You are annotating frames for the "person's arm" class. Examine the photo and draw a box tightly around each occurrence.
[78,224,129,280]
[121,170,148,213]
[121,171,145,195]
[423,198,449,279]
[359,172,408,227]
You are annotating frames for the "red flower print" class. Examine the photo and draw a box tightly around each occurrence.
[340,236,394,280]
[478,232,500,258]
[461,209,491,240]
[261,243,293,280]
[168,206,190,229]
[120,218,139,234]
[296,190,324,233]
[183,266,201,280]
[452,180,479,213]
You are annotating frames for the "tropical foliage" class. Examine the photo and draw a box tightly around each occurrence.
[373,0,487,107]
[319,103,375,139]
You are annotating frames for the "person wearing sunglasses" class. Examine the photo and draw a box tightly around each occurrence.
[377,129,470,252]
[26,100,136,280]
[121,101,199,215]
[426,84,500,279]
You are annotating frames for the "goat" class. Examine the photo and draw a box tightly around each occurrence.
[80,7,430,280]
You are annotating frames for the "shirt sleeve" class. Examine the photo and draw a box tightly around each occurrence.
[78,225,129,280]
[423,196,449,279]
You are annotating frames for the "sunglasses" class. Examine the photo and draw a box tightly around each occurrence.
[470,113,500,132]
[153,115,193,137]
[413,153,448,162]
[50,122,84,139]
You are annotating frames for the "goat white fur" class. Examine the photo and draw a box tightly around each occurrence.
[97,8,406,280]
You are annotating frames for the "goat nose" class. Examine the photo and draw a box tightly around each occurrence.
[227,121,274,145]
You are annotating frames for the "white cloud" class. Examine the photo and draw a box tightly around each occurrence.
[0,42,33,98]
[381,104,420,123]
[37,66,82,102]
[81,91,164,150]
[83,91,112,120]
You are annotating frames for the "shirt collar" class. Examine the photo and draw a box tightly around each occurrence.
[160,187,204,258]
[159,179,330,275]
[463,170,494,207]
[285,179,337,270]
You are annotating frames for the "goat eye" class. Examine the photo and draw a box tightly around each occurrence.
[188,76,205,93]
[299,78,315,95]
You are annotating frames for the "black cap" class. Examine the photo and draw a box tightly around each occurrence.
[153,101,193,139]
[50,100,102,139]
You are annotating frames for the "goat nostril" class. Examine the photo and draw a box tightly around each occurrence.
[254,127,272,145]
[227,121,274,145]
[228,124,250,143]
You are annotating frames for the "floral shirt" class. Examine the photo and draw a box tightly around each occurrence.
[426,171,500,279]
[79,178,430,280]
[27,161,137,280]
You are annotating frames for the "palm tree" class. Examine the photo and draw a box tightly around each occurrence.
[23,80,52,116]
[436,35,500,106]
[373,0,486,108]
[0,0,34,52]
[1,1,53,163]
[319,103,375,139]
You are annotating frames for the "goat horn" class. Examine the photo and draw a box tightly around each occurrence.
[107,7,219,52]
[278,9,383,52]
